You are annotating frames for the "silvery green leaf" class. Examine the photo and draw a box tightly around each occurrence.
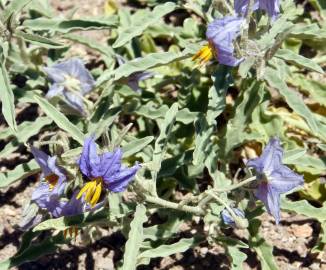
[151,103,178,183]
[0,61,17,132]
[228,246,247,270]
[281,197,326,221]
[137,237,201,266]
[264,67,319,135]
[275,49,323,73]
[113,2,177,48]
[283,148,307,164]
[221,81,265,157]
[0,117,52,159]
[98,49,193,86]
[2,0,33,23]
[23,16,118,33]
[122,204,147,270]
[33,95,85,144]
[122,136,154,158]
[0,160,40,188]
[14,30,65,49]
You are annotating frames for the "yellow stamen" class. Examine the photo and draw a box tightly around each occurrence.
[63,229,68,240]
[76,177,103,207]
[45,173,59,190]
[90,183,102,207]
[192,44,215,66]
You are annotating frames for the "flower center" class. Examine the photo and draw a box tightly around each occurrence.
[45,173,59,190]
[62,75,81,92]
[192,43,215,65]
[76,177,103,207]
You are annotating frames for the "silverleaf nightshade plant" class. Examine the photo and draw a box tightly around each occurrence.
[76,136,140,207]
[44,58,95,115]
[247,137,304,224]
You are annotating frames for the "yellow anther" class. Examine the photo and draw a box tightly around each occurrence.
[76,177,103,208]
[45,173,59,190]
[192,44,215,66]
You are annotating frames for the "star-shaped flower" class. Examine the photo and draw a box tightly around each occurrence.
[76,136,140,207]
[44,58,95,114]
[247,137,304,224]
[193,16,244,67]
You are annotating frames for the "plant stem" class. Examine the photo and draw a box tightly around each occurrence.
[213,176,257,192]
[145,195,204,215]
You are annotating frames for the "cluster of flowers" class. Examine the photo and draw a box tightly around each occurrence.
[193,0,280,66]
[25,0,304,235]
[26,136,140,237]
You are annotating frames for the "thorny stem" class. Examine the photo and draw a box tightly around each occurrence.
[143,176,257,215]
[145,195,204,215]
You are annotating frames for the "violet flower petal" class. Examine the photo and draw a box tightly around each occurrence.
[206,16,244,67]
[107,163,140,192]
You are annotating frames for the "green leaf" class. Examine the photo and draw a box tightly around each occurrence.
[228,246,247,270]
[143,217,182,241]
[2,0,33,22]
[0,117,52,159]
[287,73,326,106]
[254,240,278,270]
[33,95,84,144]
[23,16,118,33]
[264,67,318,135]
[0,61,17,131]
[98,49,192,86]
[193,115,211,166]
[113,2,177,48]
[0,160,40,188]
[283,148,307,164]
[33,208,111,231]
[122,204,147,270]
[137,237,201,265]
[122,136,154,158]
[14,31,65,49]
[281,197,326,221]
[221,81,265,157]
[0,233,64,269]
[88,107,120,139]
[151,103,178,183]
[275,49,323,73]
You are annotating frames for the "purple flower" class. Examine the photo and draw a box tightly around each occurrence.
[193,16,244,67]
[31,147,66,196]
[221,207,245,226]
[234,0,280,20]
[247,137,304,224]
[116,55,154,92]
[76,136,140,207]
[44,58,95,114]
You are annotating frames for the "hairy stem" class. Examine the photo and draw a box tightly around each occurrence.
[145,195,204,215]
[213,175,257,192]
